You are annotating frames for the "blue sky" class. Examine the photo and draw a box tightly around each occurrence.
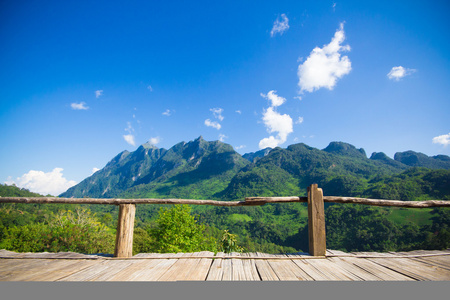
[1,0,449,195]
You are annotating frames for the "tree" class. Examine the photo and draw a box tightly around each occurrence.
[148,205,217,253]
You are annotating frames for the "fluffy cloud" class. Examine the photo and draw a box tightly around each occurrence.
[271,14,289,37]
[123,122,136,146]
[149,136,161,145]
[205,119,221,130]
[205,108,224,130]
[71,102,89,110]
[298,23,351,93]
[162,109,172,116]
[260,90,286,107]
[210,108,224,121]
[259,107,293,149]
[95,90,103,98]
[123,134,136,146]
[5,168,77,196]
[92,167,100,174]
[219,134,228,142]
[432,133,450,146]
[387,66,416,81]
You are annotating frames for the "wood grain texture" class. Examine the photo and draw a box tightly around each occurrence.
[2,250,450,281]
[114,204,136,258]
[308,184,326,256]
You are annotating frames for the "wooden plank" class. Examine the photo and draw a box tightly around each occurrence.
[326,257,382,281]
[87,260,135,281]
[241,253,260,281]
[205,252,224,281]
[308,184,326,256]
[264,254,304,281]
[231,252,246,281]
[114,204,136,258]
[57,260,130,281]
[344,257,415,281]
[157,253,200,281]
[106,259,167,281]
[367,257,450,281]
[412,256,450,271]
[306,258,362,281]
[221,253,233,281]
[0,259,69,281]
[24,260,100,281]
[0,259,33,272]
[183,251,214,281]
[124,253,182,281]
[288,258,333,281]
[253,253,279,281]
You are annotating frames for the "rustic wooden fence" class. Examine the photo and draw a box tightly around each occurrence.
[1,184,449,258]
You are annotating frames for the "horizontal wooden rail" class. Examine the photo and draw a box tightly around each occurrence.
[1,196,448,207]
[0,197,257,206]
[1,189,449,258]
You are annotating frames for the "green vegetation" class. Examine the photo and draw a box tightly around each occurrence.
[143,205,217,253]
[2,138,450,254]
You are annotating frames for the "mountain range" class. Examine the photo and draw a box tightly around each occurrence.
[61,137,450,200]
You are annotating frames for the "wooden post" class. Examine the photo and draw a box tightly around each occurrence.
[114,204,136,258]
[307,184,326,257]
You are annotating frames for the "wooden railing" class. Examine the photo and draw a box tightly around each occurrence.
[1,184,449,258]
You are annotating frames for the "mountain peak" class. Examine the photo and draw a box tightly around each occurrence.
[394,151,450,169]
[141,141,159,150]
[323,142,367,159]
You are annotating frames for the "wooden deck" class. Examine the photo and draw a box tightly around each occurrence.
[1,249,450,281]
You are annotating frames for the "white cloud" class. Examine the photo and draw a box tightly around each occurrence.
[92,167,100,174]
[432,133,450,146]
[271,14,289,37]
[294,96,302,101]
[205,119,221,130]
[236,110,242,114]
[5,168,77,196]
[95,90,103,98]
[123,122,136,146]
[235,145,246,150]
[210,108,224,121]
[219,134,228,142]
[162,109,172,116]
[149,136,161,145]
[260,90,286,107]
[123,134,136,146]
[298,22,351,93]
[296,117,304,124]
[205,108,224,130]
[259,107,293,149]
[71,102,89,110]
[387,66,416,81]
[147,85,153,91]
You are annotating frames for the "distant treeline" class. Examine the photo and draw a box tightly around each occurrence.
[1,183,449,254]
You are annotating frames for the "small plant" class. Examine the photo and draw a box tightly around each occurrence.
[220,230,244,253]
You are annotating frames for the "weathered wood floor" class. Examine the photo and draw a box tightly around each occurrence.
[1,249,450,281]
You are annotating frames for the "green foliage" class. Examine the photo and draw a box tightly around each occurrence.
[0,207,114,254]
[0,184,43,197]
[219,230,244,253]
[147,205,217,253]
[133,227,155,255]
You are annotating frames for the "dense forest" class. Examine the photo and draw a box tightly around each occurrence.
[1,180,449,254]
[2,139,449,254]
